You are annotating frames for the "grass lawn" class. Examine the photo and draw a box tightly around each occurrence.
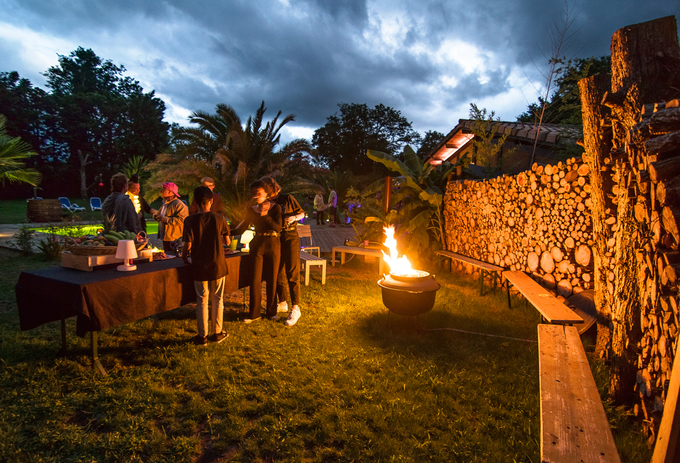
[0,198,163,225]
[0,249,652,462]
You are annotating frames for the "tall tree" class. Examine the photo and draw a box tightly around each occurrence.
[43,47,169,197]
[312,103,420,174]
[417,130,445,159]
[517,56,611,126]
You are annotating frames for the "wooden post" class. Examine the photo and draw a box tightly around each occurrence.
[383,176,391,215]
[579,73,614,361]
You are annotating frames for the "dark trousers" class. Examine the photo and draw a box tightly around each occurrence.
[276,231,301,306]
[316,209,324,224]
[249,236,280,318]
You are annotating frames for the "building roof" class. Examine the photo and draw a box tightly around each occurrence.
[426,119,583,166]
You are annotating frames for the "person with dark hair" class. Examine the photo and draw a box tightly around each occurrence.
[102,172,142,234]
[261,177,305,327]
[126,175,153,232]
[230,179,282,323]
[182,186,231,346]
[189,177,226,216]
[153,182,188,255]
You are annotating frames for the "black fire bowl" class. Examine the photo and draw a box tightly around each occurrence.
[377,273,441,316]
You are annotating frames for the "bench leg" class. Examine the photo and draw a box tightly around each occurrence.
[506,279,512,309]
[480,269,485,296]
[321,262,326,284]
[305,263,310,286]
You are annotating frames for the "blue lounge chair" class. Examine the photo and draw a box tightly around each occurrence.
[58,197,86,212]
[90,197,102,211]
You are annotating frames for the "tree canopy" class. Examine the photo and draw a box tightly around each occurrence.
[517,56,611,126]
[311,103,421,175]
[0,48,170,198]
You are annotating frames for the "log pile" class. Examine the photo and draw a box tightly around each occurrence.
[622,99,680,433]
[442,158,594,297]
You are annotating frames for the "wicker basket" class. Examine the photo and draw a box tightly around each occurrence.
[67,239,149,256]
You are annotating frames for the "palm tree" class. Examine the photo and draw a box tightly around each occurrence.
[145,102,314,222]
[0,115,41,187]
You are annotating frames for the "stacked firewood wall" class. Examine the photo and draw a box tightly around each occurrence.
[442,158,595,297]
[623,100,680,431]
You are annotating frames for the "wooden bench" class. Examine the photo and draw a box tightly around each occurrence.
[538,324,621,463]
[299,250,326,285]
[332,245,385,275]
[503,271,583,325]
[436,250,505,295]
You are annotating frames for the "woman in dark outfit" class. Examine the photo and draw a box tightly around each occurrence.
[262,177,305,327]
[231,180,282,323]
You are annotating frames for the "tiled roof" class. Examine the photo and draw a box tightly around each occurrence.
[426,119,582,165]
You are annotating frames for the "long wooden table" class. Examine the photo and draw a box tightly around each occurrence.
[15,253,249,374]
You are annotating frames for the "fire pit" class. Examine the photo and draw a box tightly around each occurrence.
[378,227,441,316]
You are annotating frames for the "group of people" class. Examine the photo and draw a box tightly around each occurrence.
[101,173,315,346]
[313,186,338,226]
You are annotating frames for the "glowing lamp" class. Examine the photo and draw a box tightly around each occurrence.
[240,230,255,252]
[115,239,138,271]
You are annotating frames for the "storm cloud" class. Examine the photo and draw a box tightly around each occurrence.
[0,0,678,142]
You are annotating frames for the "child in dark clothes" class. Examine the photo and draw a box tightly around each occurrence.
[181,186,231,345]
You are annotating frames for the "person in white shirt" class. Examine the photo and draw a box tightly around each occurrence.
[327,187,338,227]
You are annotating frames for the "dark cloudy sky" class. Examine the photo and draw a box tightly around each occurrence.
[1,0,678,144]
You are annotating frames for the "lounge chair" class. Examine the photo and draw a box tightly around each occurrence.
[90,197,102,211]
[58,197,86,212]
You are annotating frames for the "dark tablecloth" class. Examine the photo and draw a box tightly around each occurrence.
[16,253,248,337]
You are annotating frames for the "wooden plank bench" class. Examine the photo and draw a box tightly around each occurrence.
[332,245,385,275]
[503,270,583,325]
[539,324,621,463]
[299,250,326,285]
[436,250,505,295]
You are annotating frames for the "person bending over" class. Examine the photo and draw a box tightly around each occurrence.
[230,180,282,323]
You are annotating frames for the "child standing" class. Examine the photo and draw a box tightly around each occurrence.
[182,186,231,345]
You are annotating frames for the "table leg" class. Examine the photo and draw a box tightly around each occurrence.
[332,250,337,266]
[321,261,326,285]
[57,316,68,357]
[305,264,310,286]
[91,331,107,376]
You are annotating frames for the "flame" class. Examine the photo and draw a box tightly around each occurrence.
[381,226,415,275]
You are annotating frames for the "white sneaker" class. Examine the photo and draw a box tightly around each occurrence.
[277,301,288,313]
[285,307,301,327]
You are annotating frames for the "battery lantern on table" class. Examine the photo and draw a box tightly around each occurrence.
[115,239,138,271]
[240,230,255,252]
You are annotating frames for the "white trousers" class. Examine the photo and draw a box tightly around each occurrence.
[194,277,226,337]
